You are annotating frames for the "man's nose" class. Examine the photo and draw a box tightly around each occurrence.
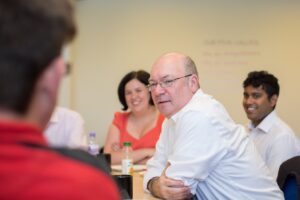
[151,84,165,95]
[244,97,254,105]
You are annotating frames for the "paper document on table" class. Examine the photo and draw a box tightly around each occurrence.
[111,164,147,172]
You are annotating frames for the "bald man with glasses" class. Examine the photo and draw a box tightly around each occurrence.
[143,52,283,200]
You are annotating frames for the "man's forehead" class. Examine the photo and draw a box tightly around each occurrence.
[149,74,172,81]
[150,64,183,79]
[244,85,266,93]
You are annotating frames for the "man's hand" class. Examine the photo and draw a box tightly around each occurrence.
[149,163,192,200]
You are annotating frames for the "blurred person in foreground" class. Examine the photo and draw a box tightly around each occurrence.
[104,70,164,164]
[0,0,119,199]
[143,52,283,199]
[45,106,87,149]
[243,71,300,180]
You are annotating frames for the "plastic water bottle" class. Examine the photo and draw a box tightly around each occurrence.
[87,132,99,156]
[122,142,133,175]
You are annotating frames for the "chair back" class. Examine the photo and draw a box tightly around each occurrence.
[283,175,298,200]
[277,156,300,200]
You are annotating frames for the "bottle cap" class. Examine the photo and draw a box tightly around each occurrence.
[89,132,96,137]
[123,141,131,147]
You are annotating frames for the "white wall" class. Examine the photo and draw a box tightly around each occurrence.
[61,0,300,145]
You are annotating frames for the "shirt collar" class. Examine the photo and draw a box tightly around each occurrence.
[248,110,277,133]
[170,89,203,123]
[0,120,46,146]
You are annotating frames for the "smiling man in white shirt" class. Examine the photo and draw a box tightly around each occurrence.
[144,52,283,200]
[243,71,300,180]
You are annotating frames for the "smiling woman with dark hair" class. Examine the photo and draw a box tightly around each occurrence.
[104,70,164,165]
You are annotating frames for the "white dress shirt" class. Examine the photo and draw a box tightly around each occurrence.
[248,110,300,180]
[144,89,283,200]
[44,107,87,149]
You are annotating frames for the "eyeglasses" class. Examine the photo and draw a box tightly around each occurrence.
[147,74,193,91]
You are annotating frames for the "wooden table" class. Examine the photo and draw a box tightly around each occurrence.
[112,170,158,200]
[132,172,158,200]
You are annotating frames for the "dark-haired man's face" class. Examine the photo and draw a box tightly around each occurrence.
[243,85,277,127]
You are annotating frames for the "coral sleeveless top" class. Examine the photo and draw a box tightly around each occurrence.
[113,112,164,150]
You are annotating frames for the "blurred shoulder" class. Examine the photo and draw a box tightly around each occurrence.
[53,107,84,122]
[114,111,129,119]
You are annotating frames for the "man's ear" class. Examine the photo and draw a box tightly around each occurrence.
[26,56,65,129]
[270,94,278,108]
[189,74,199,93]
[38,56,65,93]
